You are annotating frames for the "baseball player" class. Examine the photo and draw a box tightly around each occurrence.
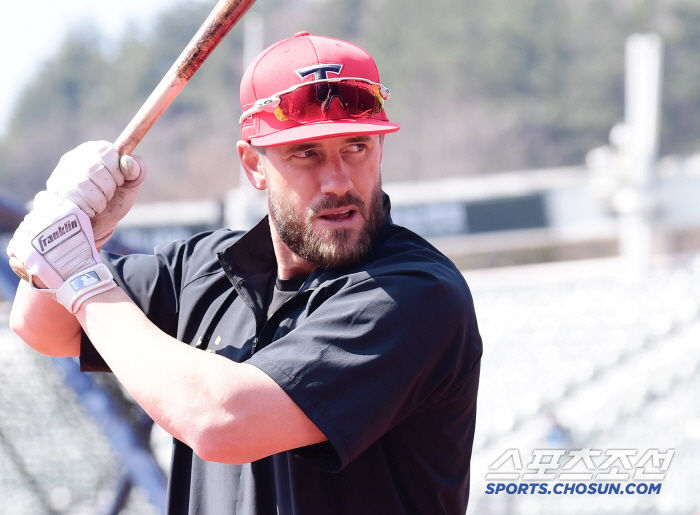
[8,33,482,515]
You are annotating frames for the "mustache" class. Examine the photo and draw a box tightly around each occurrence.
[309,192,367,217]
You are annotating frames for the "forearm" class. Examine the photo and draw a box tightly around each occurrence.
[76,287,233,450]
[9,280,82,357]
[75,287,325,464]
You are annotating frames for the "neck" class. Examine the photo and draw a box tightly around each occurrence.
[268,217,317,280]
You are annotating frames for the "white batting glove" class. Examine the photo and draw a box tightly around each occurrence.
[46,141,147,247]
[7,192,116,313]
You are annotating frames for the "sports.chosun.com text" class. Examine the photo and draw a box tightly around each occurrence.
[486,482,662,495]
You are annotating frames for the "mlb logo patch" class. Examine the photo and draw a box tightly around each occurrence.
[71,271,100,291]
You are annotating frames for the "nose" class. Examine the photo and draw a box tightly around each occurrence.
[319,155,353,197]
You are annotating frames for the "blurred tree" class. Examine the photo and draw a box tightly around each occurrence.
[0,31,112,199]
[660,0,700,155]
[359,0,631,180]
[1,0,700,201]
[0,2,246,201]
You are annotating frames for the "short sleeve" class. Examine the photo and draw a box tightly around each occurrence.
[246,268,481,471]
[79,231,227,372]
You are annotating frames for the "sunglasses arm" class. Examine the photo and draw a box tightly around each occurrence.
[239,96,281,123]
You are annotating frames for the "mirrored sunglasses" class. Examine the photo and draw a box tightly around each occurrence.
[239,78,391,124]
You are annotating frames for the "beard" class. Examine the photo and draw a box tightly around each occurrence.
[268,182,385,269]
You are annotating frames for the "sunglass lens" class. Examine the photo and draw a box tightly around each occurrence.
[336,82,383,115]
[275,80,384,122]
[277,84,325,121]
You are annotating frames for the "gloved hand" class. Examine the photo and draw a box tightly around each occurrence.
[7,191,116,313]
[46,141,147,248]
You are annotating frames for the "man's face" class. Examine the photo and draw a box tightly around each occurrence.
[260,135,386,269]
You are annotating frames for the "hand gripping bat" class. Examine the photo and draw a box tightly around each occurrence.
[10,0,258,282]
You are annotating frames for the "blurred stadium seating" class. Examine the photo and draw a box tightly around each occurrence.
[3,251,699,514]
[0,313,163,515]
[465,254,700,514]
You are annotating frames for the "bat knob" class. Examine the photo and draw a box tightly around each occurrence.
[9,257,30,283]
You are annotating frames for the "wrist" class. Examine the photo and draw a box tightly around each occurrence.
[56,264,117,314]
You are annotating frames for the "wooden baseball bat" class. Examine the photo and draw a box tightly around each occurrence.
[9,0,257,283]
[115,0,258,155]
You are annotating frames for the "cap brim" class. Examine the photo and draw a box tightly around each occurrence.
[249,119,400,146]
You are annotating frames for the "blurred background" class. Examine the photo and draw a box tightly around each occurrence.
[1,0,700,513]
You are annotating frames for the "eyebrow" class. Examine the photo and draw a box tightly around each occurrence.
[343,135,375,144]
[286,142,317,153]
[283,135,377,156]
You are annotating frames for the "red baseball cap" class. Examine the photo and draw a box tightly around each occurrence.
[239,32,400,146]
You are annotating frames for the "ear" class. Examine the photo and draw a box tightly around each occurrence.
[237,141,267,190]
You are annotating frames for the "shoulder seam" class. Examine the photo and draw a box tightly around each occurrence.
[182,268,227,291]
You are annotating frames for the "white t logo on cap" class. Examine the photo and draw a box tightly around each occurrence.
[295,64,343,80]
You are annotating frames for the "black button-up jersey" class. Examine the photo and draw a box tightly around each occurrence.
[81,196,482,515]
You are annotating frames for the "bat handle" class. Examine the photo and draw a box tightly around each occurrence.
[113,72,188,157]
[113,0,257,156]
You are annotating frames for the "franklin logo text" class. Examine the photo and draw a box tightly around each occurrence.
[32,215,80,255]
